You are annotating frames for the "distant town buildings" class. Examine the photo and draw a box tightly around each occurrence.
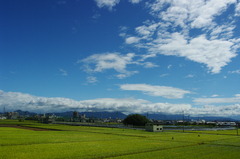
[0,110,239,130]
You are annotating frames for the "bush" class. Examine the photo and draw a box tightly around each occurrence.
[123,114,150,126]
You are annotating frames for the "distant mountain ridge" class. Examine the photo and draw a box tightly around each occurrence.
[0,110,238,121]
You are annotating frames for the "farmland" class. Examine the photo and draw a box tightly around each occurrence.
[0,120,240,159]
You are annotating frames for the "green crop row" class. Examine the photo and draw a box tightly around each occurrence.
[1,120,240,159]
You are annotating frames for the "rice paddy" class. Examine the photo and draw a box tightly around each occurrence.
[0,120,239,159]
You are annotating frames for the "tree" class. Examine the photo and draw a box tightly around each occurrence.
[123,114,150,126]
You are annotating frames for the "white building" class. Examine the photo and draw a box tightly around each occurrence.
[145,123,163,132]
[216,122,236,126]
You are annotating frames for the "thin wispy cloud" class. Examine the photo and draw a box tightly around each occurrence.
[59,69,68,76]
[228,69,240,74]
[211,94,220,98]
[185,74,195,78]
[120,84,191,99]
[160,74,169,77]
[95,0,120,10]
[86,76,98,84]
[193,94,240,104]
[129,0,141,4]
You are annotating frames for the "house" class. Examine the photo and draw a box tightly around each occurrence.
[0,115,6,120]
[145,123,163,132]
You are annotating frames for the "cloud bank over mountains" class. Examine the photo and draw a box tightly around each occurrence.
[120,84,191,99]
[1,90,240,117]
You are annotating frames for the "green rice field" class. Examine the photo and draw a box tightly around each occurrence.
[0,120,240,159]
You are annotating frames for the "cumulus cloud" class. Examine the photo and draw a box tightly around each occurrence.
[0,90,79,113]
[1,90,240,117]
[125,36,141,44]
[148,0,236,29]
[189,104,240,117]
[235,2,240,16]
[94,0,142,10]
[149,33,236,73]
[79,52,137,79]
[124,0,240,74]
[120,84,191,99]
[193,94,240,104]
[95,0,120,10]
[78,52,158,79]
[0,90,188,114]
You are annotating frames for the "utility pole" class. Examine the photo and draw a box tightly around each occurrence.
[182,111,185,133]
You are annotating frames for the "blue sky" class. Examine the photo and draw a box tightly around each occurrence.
[1,0,240,118]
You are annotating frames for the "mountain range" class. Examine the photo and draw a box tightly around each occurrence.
[2,110,237,121]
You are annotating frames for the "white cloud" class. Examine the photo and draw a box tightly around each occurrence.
[189,104,240,117]
[79,52,137,79]
[158,33,236,73]
[190,0,236,28]
[141,62,159,68]
[148,0,236,29]
[167,65,172,69]
[95,0,120,10]
[1,90,240,117]
[59,69,68,76]
[94,0,142,10]
[193,94,240,104]
[115,71,138,79]
[120,84,191,99]
[185,74,195,78]
[160,73,169,77]
[124,0,240,74]
[0,90,79,113]
[79,52,159,79]
[125,36,141,44]
[228,69,240,74]
[0,90,189,114]
[210,24,235,40]
[138,32,237,74]
[86,76,98,84]
[211,94,220,97]
[129,0,141,4]
[235,2,240,16]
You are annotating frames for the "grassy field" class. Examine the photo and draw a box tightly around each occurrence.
[0,120,240,159]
